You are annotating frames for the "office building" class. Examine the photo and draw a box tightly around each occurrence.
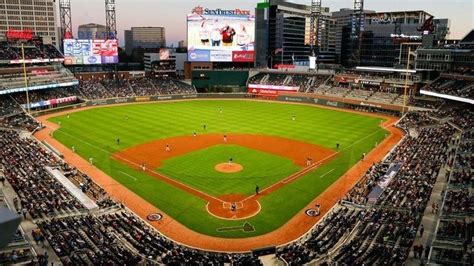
[331,8,375,65]
[124,27,166,55]
[315,7,337,64]
[339,10,449,68]
[416,30,474,71]
[78,23,107,40]
[255,0,337,67]
[0,0,58,46]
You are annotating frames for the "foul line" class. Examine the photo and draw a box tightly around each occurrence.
[120,171,137,181]
[48,126,227,204]
[320,169,335,178]
[47,118,393,207]
[240,123,393,203]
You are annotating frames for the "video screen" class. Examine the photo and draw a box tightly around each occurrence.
[63,39,119,65]
[187,13,255,62]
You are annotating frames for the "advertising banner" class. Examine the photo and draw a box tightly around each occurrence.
[22,96,78,109]
[248,88,280,96]
[210,50,233,62]
[63,39,119,65]
[277,95,345,108]
[188,49,211,61]
[187,6,255,62]
[232,51,254,62]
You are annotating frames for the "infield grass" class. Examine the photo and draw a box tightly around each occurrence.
[157,144,301,196]
[49,100,388,238]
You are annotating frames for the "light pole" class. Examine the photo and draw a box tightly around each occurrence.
[21,43,30,114]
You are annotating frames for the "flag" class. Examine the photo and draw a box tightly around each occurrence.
[274,48,283,54]
[292,53,295,62]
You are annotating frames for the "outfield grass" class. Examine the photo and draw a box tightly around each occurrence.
[49,100,388,238]
[158,145,301,196]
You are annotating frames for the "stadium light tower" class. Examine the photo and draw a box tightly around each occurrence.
[59,0,73,40]
[105,0,117,40]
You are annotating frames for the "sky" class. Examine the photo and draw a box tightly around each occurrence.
[70,0,474,46]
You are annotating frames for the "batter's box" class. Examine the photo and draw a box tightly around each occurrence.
[223,202,244,209]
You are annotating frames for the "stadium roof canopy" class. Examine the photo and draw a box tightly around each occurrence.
[355,66,417,74]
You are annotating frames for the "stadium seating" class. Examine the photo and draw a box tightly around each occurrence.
[0,69,471,264]
[0,66,77,93]
[0,130,262,265]
[0,41,64,62]
[277,104,471,265]
[429,127,472,265]
[248,72,329,92]
[423,73,474,99]
[0,193,35,265]
[77,77,196,100]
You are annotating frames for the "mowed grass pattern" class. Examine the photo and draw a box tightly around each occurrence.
[50,100,388,238]
[157,145,301,196]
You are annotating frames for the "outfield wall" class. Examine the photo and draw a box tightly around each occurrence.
[32,92,404,117]
[192,71,250,92]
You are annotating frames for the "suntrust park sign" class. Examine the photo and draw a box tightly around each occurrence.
[192,5,251,16]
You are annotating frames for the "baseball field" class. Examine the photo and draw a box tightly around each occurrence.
[46,100,388,239]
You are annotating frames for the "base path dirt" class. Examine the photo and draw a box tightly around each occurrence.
[113,134,335,169]
[113,133,335,220]
[207,194,261,220]
[34,100,404,252]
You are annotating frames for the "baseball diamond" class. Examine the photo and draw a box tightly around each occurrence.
[0,1,471,264]
[33,99,402,249]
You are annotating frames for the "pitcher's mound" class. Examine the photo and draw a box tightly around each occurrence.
[215,163,243,173]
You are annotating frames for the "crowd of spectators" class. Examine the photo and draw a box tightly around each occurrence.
[0,130,261,265]
[248,72,329,92]
[0,72,471,264]
[433,105,474,130]
[311,83,410,105]
[77,80,113,99]
[150,77,197,95]
[423,74,474,99]
[11,88,80,105]
[129,78,156,96]
[430,126,472,265]
[77,77,196,100]
[101,79,135,98]
[396,111,435,129]
[279,207,361,264]
[442,188,471,215]
[0,192,36,264]
[0,112,40,131]
[0,66,76,92]
[0,95,22,117]
[0,131,85,219]
[409,96,444,109]
[277,104,466,264]
[0,42,18,61]
[0,41,64,61]
[35,211,261,265]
